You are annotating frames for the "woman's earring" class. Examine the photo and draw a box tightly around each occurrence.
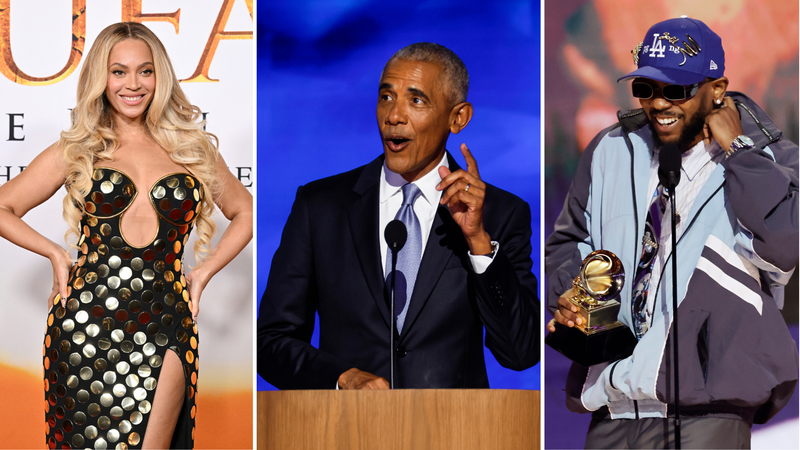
[715,99,723,105]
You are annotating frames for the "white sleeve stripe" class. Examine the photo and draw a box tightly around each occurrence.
[762,145,776,161]
[705,234,752,276]
[735,220,793,275]
[696,257,763,315]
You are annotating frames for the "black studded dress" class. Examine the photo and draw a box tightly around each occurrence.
[44,167,202,449]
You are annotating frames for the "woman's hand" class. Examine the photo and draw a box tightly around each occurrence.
[48,244,72,309]
[178,153,253,325]
[179,153,253,324]
[186,266,210,323]
[0,144,70,310]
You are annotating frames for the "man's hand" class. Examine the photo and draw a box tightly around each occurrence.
[337,368,390,390]
[703,96,744,152]
[436,143,492,255]
[546,287,585,332]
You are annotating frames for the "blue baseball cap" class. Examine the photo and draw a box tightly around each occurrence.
[618,16,725,85]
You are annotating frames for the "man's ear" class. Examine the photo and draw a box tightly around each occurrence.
[449,102,473,134]
[710,77,729,102]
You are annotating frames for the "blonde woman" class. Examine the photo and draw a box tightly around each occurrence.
[0,23,252,448]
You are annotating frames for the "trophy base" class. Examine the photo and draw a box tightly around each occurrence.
[571,298,621,330]
[545,322,638,367]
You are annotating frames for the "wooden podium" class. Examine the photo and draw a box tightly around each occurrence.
[257,389,539,450]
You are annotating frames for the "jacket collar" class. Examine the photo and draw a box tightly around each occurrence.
[618,91,779,234]
[617,91,782,156]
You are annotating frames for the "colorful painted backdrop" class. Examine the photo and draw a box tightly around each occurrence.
[543,1,799,448]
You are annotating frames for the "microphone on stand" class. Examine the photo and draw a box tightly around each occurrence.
[658,143,682,449]
[658,143,682,189]
[384,219,407,389]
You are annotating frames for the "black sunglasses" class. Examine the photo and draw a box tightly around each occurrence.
[631,81,703,101]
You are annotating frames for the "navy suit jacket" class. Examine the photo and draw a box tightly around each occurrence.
[257,152,539,389]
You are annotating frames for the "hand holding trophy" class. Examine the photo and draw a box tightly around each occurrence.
[546,250,638,366]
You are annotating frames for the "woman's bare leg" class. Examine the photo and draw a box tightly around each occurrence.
[141,350,185,449]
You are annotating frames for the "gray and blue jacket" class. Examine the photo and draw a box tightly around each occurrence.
[546,92,798,424]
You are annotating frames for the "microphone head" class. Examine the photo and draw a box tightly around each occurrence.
[384,219,407,251]
[658,143,682,188]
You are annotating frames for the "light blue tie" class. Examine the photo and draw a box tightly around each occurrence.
[386,183,422,334]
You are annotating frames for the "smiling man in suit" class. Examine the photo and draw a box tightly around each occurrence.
[257,43,539,389]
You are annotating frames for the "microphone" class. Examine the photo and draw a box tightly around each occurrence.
[384,219,407,252]
[383,219,407,389]
[658,143,681,189]
[658,143,682,448]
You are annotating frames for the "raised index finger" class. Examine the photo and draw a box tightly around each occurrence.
[460,143,480,178]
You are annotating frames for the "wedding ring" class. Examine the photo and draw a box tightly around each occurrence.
[465,183,471,193]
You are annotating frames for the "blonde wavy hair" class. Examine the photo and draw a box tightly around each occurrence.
[59,22,220,263]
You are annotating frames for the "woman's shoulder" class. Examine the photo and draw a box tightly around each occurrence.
[39,141,68,171]
[43,140,63,154]
[44,139,92,187]
[8,140,71,190]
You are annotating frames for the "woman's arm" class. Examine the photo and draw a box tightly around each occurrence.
[186,153,253,320]
[0,143,72,307]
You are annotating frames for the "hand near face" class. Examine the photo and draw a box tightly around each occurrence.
[337,368,390,390]
[436,144,492,255]
[546,287,585,332]
[703,96,744,152]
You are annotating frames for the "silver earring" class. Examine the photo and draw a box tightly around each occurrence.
[715,99,723,105]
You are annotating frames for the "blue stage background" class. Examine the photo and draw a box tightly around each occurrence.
[257,0,541,391]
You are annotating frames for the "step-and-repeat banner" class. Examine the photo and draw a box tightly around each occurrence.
[0,1,253,447]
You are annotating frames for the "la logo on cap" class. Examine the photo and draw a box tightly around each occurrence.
[619,16,725,86]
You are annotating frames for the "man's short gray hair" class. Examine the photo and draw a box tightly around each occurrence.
[384,42,469,106]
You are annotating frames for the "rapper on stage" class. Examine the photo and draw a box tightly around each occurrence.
[258,43,539,390]
[546,17,798,448]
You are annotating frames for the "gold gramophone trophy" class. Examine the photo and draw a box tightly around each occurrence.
[545,250,638,366]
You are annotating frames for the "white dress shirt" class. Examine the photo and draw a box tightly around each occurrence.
[379,152,496,277]
[644,139,724,316]
[337,152,497,389]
